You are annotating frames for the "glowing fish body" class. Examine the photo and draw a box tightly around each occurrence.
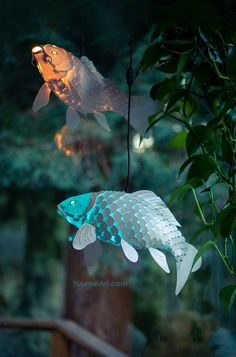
[32,44,159,135]
[57,190,202,295]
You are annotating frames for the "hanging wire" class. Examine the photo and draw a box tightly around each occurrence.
[124,32,134,193]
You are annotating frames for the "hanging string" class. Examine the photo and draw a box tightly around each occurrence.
[124,32,134,193]
[79,24,84,58]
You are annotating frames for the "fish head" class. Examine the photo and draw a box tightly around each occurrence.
[32,44,73,81]
[57,193,96,225]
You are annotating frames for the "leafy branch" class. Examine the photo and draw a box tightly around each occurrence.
[140,25,236,312]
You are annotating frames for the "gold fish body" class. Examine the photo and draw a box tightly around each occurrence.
[32,44,160,134]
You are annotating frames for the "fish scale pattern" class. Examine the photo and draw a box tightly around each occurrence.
[87,191,187,261]
[71,58,115,114]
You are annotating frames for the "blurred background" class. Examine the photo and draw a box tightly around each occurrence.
[0,0,236,356]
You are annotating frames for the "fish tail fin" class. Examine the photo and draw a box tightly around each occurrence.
[112,92,161,137]
[130,96,160,137]
[175,243,202,295]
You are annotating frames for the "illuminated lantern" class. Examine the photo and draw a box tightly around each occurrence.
[57,190,202,295]
[31,44,160,135]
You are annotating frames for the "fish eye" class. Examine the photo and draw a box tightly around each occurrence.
[52,50,58,55]
[70,200,76,206]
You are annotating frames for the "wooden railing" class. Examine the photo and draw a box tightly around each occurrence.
[0,318,129,357]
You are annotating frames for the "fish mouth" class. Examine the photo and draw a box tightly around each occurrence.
[32,46,44,54]
[31,45,53,66]
[57,204,67,217]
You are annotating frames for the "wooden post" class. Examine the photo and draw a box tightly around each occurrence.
[51,331,70,357]
[64,228,132,355]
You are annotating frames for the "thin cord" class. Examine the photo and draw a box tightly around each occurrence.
[125,33,134,193]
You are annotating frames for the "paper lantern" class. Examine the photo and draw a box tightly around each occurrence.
[31,44,160,135]
[57,190,202,295]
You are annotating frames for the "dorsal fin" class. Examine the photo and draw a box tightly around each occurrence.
[132,190,181,227]
[80,56,104,81]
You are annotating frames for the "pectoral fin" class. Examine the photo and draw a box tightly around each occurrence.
[149,248,170,273]
[32,83,51,112]
[94,112,111,132]
[72,223,97,250]
[66,107,80,131]
[121,239,139,263]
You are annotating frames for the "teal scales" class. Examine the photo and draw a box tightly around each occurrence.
[58,190,202,295]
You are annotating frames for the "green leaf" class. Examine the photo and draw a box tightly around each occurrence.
[187,156,218,182]
[183,97,196,117]
[208,47,223,64]
[226,108,236,122]
[169,131,187,148]
[151,77,177,101]
[194,64,210,91]
[186,125,206,156]
[206,124,222,155]
[198,28,210,45]
[177,51,193,83]
[139,45,164,72]
[192,240,216,268]
[227,47,236,83]
[214,205,236,237]
[221,135,233,163]
[190,225,209,243]
[168,177,202,206]
[179,154,205,176]
[150,83,161,101]
[220,285,236,313]
[165,89,185,112]
[146,112,165,132]
[156,58,179,73]
[168,182,193,206]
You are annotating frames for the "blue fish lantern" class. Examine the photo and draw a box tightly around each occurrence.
[57,190,202,295]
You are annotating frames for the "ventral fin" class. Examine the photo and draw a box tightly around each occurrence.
[32,83,51,112]
[66,107,80,131]
[72,223,97,250]
[94,112,111,132]
[149,248,170,273]
[121,239,139,263]
[133,190,181,227]
[80,56,104,81]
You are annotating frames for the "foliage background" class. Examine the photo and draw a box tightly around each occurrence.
[0,0,235,356]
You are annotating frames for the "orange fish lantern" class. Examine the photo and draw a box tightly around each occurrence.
[32,44,160,135]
